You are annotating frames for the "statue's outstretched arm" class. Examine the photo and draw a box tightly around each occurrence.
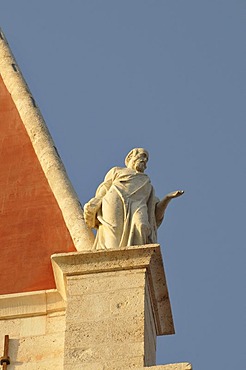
[155,190,184,225]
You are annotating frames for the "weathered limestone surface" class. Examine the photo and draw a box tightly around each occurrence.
[0,290,65,319]
[64,270,148,368]
[0,248,192,370]
[0,290,66,369]
[51,244,177,369]
[136,364,192,370]
[52,244,174,336]
[62,362,192,370]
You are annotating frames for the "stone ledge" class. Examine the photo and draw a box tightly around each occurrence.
[137,363,192,370]
[51,244,174,335]
[63,362,192,370]
[0,289,65,319]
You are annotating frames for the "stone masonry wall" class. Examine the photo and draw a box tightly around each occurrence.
[0,314,65,369]
[64,269,148,370]
[0,290,65,369]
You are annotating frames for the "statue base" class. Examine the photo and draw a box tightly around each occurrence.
[51,244,191,370]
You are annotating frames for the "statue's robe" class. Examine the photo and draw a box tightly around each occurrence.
[93,167,162,250]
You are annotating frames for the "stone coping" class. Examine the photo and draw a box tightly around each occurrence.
[0,289,65,319]
[0,28,95,251]
[64,363,192,370]
[51,244,175,336]
[138,364,192,370]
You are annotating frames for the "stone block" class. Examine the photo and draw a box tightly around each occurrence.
[66,293,111,322]
[12,333,64,363]
[67,270,145,297]
[20,316,46,337]
[53,245,175,369]
[0,289,65,320]
[46,312,66,334]
[0,291,46,319]
[136,364,192,370]
[52,244,174,336]
[103,356,145,369]
[0,318,21,338]
[46,289,66,313]
[144,282,157,366]
[64,363,104,370]
[109,287,145,317]
[65,321,110,347]
[7,358,64,370]
[108,315,144,343]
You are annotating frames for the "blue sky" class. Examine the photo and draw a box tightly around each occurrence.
[1,1,246,369]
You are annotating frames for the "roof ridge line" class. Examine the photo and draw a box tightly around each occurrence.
[0,29,95,251]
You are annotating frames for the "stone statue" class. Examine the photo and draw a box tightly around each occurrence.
[84,148,184,249]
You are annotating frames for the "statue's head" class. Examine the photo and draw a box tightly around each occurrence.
[125,148,149,173]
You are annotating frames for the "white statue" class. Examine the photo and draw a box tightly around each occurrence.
[84,148,184,249]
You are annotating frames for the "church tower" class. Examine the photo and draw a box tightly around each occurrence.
[0,30,191,370]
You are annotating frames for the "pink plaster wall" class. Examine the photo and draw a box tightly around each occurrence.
[0,76,76,294]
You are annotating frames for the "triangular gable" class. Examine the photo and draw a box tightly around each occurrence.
[0,30,94,294]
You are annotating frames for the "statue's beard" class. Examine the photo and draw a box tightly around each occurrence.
[135,161,146,173]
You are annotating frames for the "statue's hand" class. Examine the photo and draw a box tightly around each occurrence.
[166,190,184,199]
[155,190,184,224]
[84,197,102,229]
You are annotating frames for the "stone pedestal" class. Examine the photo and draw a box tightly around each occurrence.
[51,244,184,370]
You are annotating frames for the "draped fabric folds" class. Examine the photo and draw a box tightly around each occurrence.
[93,167,160,250]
